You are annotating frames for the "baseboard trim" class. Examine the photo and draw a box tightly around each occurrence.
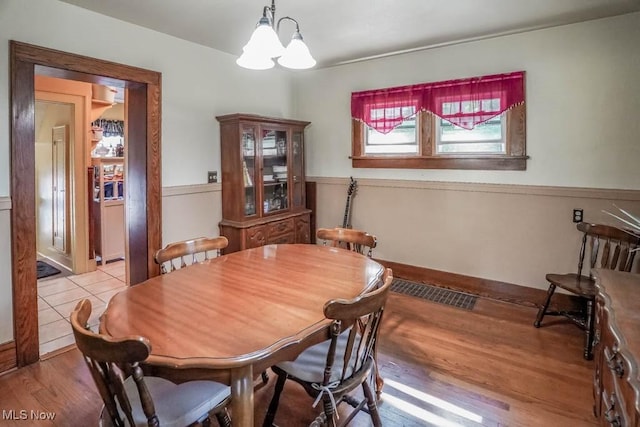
[0,341,17,373]
[378,259,579,310]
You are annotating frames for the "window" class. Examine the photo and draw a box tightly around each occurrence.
[365,107,417,154]
[351,72,528,170]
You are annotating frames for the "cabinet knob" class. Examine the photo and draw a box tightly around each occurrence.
[603,391,622,427]
[605,345,625,378]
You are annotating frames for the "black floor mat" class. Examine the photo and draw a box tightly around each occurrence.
[37,260,61,280]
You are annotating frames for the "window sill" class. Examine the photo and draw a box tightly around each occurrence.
[351,155,529,170]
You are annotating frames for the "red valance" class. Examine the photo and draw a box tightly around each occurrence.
[351,71,525,134]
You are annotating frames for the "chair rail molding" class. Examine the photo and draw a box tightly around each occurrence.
[307,177,640,200]
[162,183,221,198]
[0,197,12,211]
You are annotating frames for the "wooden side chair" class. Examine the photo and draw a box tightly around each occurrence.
[534,222,640,359]
[316,227,377,257]
[263,268,393,427]
[154,236,228,274]
[71,299,231,427]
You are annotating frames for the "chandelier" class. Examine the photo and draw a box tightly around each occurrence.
[236,0,316,70]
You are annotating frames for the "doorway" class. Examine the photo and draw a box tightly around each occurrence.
[10,41,162,367]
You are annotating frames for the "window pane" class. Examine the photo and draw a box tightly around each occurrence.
[365,115,417,154]
[437,116,504,154]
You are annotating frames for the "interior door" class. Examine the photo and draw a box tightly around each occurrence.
[51,125,68,253]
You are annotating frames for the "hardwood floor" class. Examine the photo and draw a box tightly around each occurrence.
[0,292,596,426]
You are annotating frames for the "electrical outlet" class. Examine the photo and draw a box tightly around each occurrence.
[207,171,217,183]
[572,208,583,223]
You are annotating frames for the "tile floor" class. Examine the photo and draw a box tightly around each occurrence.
[37,260,127,357]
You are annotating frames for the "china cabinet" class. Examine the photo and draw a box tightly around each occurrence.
[217,113,311,253]
[91,157,125,263]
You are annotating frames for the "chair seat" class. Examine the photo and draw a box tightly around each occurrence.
[546,273,596,297]
[276,330,359,384]
[101,377,230,427]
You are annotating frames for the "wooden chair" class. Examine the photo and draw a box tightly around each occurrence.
[316,227,377,257]
[71,299,231,427]
[263,268,393,427]
[154,236,228,274]
[534,223,640,359]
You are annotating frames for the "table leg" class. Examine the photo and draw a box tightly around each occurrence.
[230,365,254,427]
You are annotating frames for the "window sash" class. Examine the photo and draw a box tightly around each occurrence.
[436,115,506,154]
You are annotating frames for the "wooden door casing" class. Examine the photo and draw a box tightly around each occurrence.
[9,41,162,368]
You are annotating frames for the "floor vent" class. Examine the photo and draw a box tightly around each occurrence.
[391,279,477,311]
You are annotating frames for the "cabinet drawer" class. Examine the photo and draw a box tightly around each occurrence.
[266,218,294,238]
[245,225,267,248]
[267,232,295,245]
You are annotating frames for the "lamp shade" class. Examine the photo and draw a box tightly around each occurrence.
[277,31,316,70]
[236,50,275,70]
[242,16,285,58]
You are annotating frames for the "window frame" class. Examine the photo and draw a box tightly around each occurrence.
[351,104,528,170]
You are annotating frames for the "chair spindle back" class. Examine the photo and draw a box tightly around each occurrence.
[321,269,392,390]
[576,223,639,277]
[71,299,158,427]
[316,227,377,257]
[154,236,228,274]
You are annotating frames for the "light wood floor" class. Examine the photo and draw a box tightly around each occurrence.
[0,292,597,426]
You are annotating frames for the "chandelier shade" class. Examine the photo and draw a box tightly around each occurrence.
[277,31,316,69]
[237,0,315,71]
[236,50,275,70]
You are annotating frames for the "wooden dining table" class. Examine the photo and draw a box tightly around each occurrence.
[100,243,385,427]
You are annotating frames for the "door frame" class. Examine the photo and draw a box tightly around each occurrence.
[10,41,162,367]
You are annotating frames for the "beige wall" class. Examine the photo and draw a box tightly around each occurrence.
[313,178,640,290]
[294,12,640,291]
[162,184,222,246]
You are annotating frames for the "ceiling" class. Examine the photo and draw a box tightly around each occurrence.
[60,0,640,68]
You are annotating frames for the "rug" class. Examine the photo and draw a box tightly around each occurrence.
[37,260,61,280]
[391,278,477,310]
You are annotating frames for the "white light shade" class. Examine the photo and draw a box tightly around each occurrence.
[236,50,275,70]
[277,31,316,70]
[242,17,285,58]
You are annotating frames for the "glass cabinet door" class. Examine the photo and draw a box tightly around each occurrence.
[242,126,257,216]
[261,128,288,214]
[291,130,304,209]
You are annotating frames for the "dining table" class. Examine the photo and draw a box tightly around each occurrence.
[100,243,386,427]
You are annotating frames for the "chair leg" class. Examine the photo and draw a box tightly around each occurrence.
[323,396,337,427]
[534,283,556,327]
[362,380,382,427]
[262,371,287,427]
[214,408,232,427]
[261,370,269,385]
[583,298,595,360]
[373,344,384,399]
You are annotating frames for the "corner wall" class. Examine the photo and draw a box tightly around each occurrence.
[295,13,640,290]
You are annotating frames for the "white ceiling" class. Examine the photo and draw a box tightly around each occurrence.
[60,0,640,68]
